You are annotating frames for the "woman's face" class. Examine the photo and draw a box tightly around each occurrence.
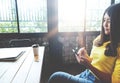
[103,13,110,35]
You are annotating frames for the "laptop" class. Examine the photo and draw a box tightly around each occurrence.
[0,48,26,61]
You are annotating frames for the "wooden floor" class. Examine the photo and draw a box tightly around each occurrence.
[40,63,86,83]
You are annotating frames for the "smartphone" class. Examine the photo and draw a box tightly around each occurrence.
[72,48,79,56]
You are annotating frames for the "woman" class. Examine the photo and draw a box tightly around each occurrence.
[48,3,120,83]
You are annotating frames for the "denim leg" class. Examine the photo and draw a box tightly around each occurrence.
[48,71,94,83]
[76,69,95,82]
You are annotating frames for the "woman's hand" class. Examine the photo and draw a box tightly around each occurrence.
[75,47,92,67]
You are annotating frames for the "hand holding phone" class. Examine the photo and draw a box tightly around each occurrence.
[72,47,85,56]
[74,47,93,62]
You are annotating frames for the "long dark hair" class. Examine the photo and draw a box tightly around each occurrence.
[95,3,120,56]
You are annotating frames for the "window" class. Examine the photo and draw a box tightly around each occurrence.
[0,0,47,33]
[0,0,17,33]
[115,0,120,3]
[58,0,111,32]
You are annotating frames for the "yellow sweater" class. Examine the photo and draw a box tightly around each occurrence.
[90,41,116,74]
[90,36,116,74]
[90,35,120,83]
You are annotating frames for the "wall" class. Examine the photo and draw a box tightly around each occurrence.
[58,32,99,64]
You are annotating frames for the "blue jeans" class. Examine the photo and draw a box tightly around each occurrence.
[48,69,98,83]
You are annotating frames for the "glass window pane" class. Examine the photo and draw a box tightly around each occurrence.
[17,0,48,33]
[115,0,120,3]
[0,0,18,33]
[58,0,111,32]
[58,0,85,32]
[86,0,110,31]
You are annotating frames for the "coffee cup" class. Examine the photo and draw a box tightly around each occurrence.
[32,44,39,62]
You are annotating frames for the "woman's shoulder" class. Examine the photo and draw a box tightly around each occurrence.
[93,35,101,45]
[94,35,101,41]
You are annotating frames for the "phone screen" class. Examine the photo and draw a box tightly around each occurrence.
[72,48,79,56]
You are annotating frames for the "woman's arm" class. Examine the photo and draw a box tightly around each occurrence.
[87,62,111,83]
[76,47,111,83]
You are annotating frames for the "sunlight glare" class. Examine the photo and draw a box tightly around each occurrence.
[58,0,85,32]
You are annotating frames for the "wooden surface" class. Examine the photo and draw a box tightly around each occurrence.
[0,46,45,83]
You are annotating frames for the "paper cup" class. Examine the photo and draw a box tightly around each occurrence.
[32,44,39,62]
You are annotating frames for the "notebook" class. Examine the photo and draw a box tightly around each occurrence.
[0,48,26,61]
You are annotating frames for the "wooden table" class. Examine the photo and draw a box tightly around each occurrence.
[0,46,45,83]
